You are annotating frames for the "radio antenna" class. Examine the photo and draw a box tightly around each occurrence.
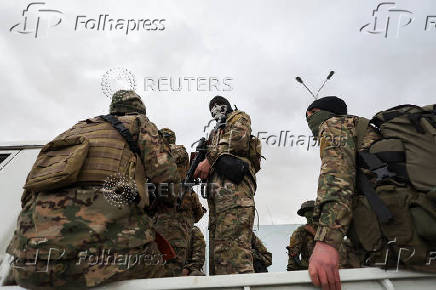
[316,71,335,98]
[295,76,316,99]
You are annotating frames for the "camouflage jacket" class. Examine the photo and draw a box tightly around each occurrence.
[184,226,206,273]
[252,233,272,271]
[169,144,189,181]
[286,224,317,271]
[206,110,256,181]
[313,115,380,250]
[7,113,179,262]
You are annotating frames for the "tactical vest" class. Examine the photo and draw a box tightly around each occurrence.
[25,115,149,208]
[62,115,139,183]
[211,110,258,182]
[351,104,436,270]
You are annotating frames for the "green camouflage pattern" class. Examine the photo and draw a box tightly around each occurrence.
[159,128,176,145]
[207,173,255,275]
[252,233,272,272]
[152,209,190,277]
[109,90,147,115]
[152,140,204,277]
[206,110,256,182]
[297,200,315,217]
[152,190,204,277]
[286,224,317,271]
[170,144,189,182]
[206,110,256,275]
[6,97,179,288]
[184,226,206,276]
[313,115,380,250]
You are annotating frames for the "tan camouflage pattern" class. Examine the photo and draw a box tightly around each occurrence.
[152,191,204,277]
[184,226,206,275]
[207,173,256,275]
[252,233,272,270]
[206,110,256,182]
[169,144,189,182]
[206,110,256,275]
[6,96,179,288]
[313,115,380,250]
[152,209,190,277]
[152,139,204,277]
[109,90,146,115]
[286,224,317,271]
[160,128,176,145]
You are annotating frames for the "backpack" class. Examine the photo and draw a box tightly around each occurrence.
[352,104,436,269]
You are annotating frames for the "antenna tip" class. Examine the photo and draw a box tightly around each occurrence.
[295,76,303,83]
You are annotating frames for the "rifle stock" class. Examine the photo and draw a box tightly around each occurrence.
[177,137,208,206]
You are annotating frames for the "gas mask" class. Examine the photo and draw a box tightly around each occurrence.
[210,104,229,122]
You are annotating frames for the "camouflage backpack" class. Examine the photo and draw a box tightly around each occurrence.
[352,104,436,269]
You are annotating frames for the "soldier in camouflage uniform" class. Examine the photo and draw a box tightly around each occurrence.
[153,128,205,277]
[287,200,317,271]
[183,226,206,276]
[252,233,272,273]
[305,96,380,290]
[194,96,257,275]
[6,90,179,289]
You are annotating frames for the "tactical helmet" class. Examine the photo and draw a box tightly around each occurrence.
[110,90,146,115]
[159,128,176,145]
[297,200,315,217]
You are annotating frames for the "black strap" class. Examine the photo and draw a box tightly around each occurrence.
[408,113,425,134]
[359,151,396,183]
[375,151,405,163]
[100,114,141,156]
[370,104,424,129]
[388,163,409,181]
[359,151,385,171]
[357,171,393,224]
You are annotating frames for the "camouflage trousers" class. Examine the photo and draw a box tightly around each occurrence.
[10,242,165,289]
[153,210,191,277]
[207,173,256,275]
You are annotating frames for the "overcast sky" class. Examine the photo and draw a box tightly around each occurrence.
[2,0,436,225]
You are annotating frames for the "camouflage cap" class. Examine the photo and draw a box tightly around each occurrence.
[297,200,315,217]
[109,90,146,115]
[159,128,176,144]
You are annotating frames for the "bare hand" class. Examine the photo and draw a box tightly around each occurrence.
[193,159,211,180]
[309,241,341,290]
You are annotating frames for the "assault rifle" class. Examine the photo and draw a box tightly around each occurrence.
[177,137,208,206]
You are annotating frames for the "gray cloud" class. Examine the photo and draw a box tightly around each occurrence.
[1,0,435,225]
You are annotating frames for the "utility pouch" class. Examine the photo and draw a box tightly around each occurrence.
[214,154,249,184]
[410,192,436,242]
[24,136,89,192]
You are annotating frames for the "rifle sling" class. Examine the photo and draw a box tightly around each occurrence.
[100,114,141,156]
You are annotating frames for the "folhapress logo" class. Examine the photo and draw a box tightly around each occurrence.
[10,2,167,38]
[10,2,63,38]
